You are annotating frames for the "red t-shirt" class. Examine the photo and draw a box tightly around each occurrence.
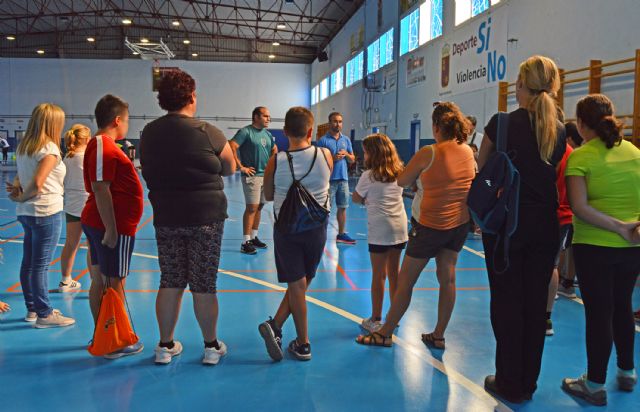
[81,135,144,236]
[556,144,573,226]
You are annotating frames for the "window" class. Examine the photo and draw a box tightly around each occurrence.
[400,1,443,56]
[367,28,394,74]
[456,0,500,25]
[320,78,329,101]
[380,28,394,67]
[346,51,364,87]
[400,8,419,56]
[311,84,319,105]
[330,66,344,94]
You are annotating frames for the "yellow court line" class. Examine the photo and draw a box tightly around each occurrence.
[220,269,511,412]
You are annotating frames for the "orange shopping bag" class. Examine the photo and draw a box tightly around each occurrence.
[88,287,139,356]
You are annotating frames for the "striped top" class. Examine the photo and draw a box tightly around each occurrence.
[411,140,475,230]
[81,135,143,236]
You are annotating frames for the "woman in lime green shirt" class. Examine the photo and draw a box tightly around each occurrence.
[562,94,640,406]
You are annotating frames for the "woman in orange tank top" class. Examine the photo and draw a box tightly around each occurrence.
[356,102,475,348]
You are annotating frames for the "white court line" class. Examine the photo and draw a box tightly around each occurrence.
[4,238,513,411]
[219,269,511,412]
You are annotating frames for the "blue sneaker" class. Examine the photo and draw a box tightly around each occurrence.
[336,233,356,244]
[104,341,144,360]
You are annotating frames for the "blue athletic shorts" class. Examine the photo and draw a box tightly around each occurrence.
[82,224,135,278]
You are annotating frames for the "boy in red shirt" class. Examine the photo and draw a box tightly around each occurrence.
[82,94,144,359]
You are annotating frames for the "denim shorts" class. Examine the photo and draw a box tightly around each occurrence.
[329,180,350,209]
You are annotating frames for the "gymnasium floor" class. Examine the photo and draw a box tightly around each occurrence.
[0,167,638,412]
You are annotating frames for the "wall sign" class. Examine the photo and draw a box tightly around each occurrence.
[406,54,426,88]
[439,6,508,96]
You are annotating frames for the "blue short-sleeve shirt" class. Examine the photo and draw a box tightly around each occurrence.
[316,133,352,181]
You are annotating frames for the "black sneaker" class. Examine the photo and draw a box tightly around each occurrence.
[288,339,311,361]
[240,241,257,255]
[258,317,283,361]
[251,237,267,249]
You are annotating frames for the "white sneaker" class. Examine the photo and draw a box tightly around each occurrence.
[34,309,75,328]
[24,311,37,322]
[104,341,144,360]
[361,317,382,333]
[154,341,183,364]
[58,279,82,292]
[202,341,227,365]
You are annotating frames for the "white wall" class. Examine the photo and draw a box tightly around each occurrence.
[0,58,310,139]
[311,0,640,159]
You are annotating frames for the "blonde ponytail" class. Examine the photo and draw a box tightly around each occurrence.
[64,124,91,158]
[519,56,561,163]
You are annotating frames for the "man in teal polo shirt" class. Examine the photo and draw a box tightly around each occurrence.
[230,106,277,255]
[316,112,356,244]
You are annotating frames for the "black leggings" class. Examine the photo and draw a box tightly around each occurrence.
[573,244,640,384]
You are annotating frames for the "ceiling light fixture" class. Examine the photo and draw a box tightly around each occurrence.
[276,23,286,29]
[36,49,44,55]
[141,38,149,43]
[272,41,280,46]
[192,53,198,57]
[6,35,16,40]
[122,18,132,25]
[132,51,139,55]
[268,54,276,59]
[172,21,180,26]
[183,39,191,44]
[87,37,95,42]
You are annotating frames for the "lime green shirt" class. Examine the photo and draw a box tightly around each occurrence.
[565,138,640,247]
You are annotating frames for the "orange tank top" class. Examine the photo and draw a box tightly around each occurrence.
[411,140,475,230]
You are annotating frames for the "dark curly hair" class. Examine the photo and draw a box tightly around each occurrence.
[157,70,196,112]
[432,102,472,144]
[576,94,623,149]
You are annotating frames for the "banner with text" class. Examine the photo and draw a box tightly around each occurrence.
[439,6,508,96]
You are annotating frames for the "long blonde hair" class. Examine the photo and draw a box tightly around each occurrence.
[64,124,91,158]
[362,133,404,183]
[17,103,65,157]
[519,56,561,162]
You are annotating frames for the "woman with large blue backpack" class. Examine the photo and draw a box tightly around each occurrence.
[477,55,566,403]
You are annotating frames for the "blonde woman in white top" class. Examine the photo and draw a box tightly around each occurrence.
[58,124,91,292]
[6,103,75,328]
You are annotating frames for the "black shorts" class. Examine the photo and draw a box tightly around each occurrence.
[83,224,135,278]
[554,224,574,267]
[273,223,327,283]
[368,242,407,254]
[405,218,469,259]
[65,213,81,223]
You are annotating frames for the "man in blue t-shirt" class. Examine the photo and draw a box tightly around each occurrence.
[230,106,277,255]
[316,112,356,244]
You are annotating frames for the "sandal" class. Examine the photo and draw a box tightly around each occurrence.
[356,332,393,347]
[421,332,445,349]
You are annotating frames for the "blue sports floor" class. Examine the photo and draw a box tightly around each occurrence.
[0,167,638,412]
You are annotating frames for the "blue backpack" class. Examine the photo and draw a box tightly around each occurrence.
[467,112,520,273]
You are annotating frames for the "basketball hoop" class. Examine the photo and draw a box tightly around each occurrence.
[125,37,175,60]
